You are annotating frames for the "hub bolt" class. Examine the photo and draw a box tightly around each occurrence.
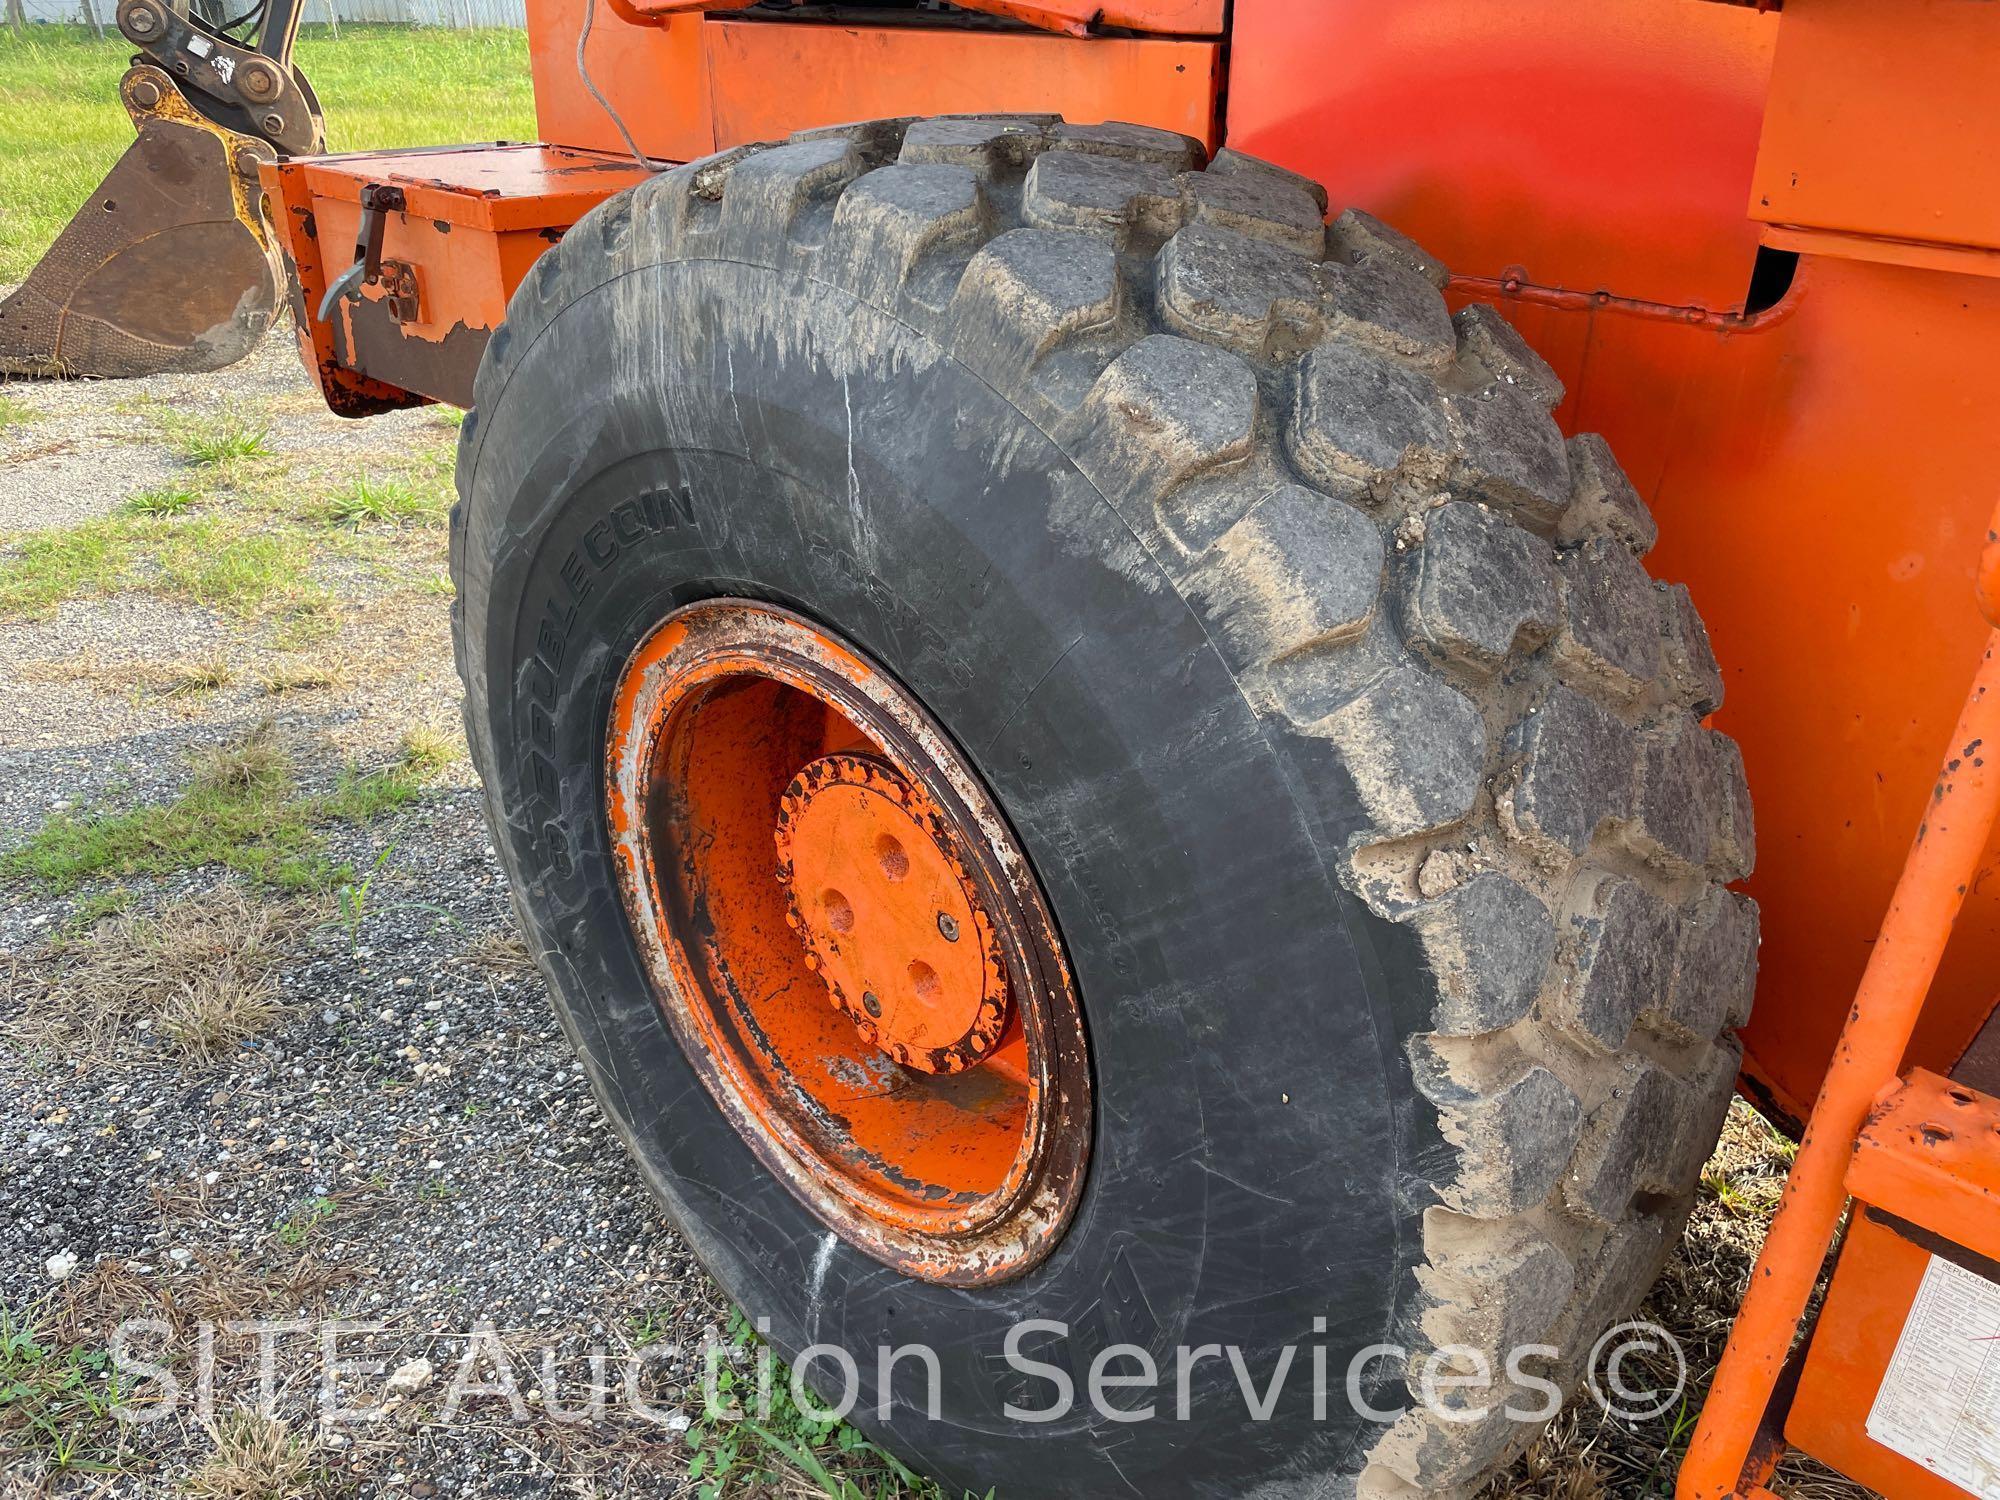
[937,912,960,941]
[862,991,883,1019]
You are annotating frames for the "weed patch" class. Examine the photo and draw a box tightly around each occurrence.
[120,481,200,517]
[0,1302,128,1475]
[13,883,299,1063]
[319,474,446,530]
[685,1310,952,1500]
[0,520,135,615]
[182,1409,326,1500]
[162,410,272,467]
[0,731,445,895]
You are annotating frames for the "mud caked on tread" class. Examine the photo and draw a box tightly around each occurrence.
[451,116,1758,1499]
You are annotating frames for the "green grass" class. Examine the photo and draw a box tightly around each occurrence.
[687,1310,957,1500]
[0,24,536,282]
[163,410,271,467]
[119,481,200,517]
[320,474,446,529]
[0,521,136,615]
[0,393,40,430]
[0,735,439,895]
[273,1195,339,1247]
[0,1303,128,1474]
[0,512,329,620]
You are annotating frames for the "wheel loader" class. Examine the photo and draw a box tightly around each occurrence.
[7,1,2000,1496]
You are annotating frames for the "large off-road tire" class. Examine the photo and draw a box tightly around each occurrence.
[450,116,1758,1498]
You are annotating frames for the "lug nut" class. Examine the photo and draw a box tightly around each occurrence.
[937,912,960,941]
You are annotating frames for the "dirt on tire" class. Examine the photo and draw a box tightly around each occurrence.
[452,115,1758,1500]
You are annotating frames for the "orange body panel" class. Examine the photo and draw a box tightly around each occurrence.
[528,3,1221,162]
[1786,1209,1996,1500]
[700,21,1217,150]
[1751,0,2000,260]
[613,0,1222,37]
[1229,0,1780,311]
[528,6,712,161]
[529,5,1219,161]
[264,145,650,409]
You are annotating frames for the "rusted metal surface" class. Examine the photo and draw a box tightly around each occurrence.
[603,601,1091,1287]
[113,0,323,156]
[775,754,1014,1077]
[1845,1068,2000,1267]
[0,68,284,379]
[1447,267,1792,332]
[334,295,484,410]
[263,144,651,412]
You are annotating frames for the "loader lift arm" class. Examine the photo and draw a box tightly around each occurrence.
[0,0,323,379]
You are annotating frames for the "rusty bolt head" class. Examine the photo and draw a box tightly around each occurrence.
[862,991,883,1019]
[936,912,960,942]
[125,5,158,33]
[238,59,280,101]
[261,112,284,135]
[128,76,162,108]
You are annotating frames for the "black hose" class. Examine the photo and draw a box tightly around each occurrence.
[575,0,661,174]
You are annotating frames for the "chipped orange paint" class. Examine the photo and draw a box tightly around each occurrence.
[603,601,1089,1287]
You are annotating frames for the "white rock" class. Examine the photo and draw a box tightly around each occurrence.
[384,1357,434,1396]
[45,1250,79,1280]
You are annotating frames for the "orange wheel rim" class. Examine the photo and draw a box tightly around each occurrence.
[605,600,1091,1286]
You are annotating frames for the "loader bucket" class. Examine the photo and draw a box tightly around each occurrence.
[0,72,283,380]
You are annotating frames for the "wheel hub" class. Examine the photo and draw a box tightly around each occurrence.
[776,754,1011,1074]
[602,600,1091,1286]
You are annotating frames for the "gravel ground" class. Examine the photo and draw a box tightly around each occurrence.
[0,339,734,1499]
[0,334,1873,1500]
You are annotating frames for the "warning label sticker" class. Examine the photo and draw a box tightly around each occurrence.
[1867,1252,2000,1498]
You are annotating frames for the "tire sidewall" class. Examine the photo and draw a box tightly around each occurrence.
[457,254,1432,1496]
